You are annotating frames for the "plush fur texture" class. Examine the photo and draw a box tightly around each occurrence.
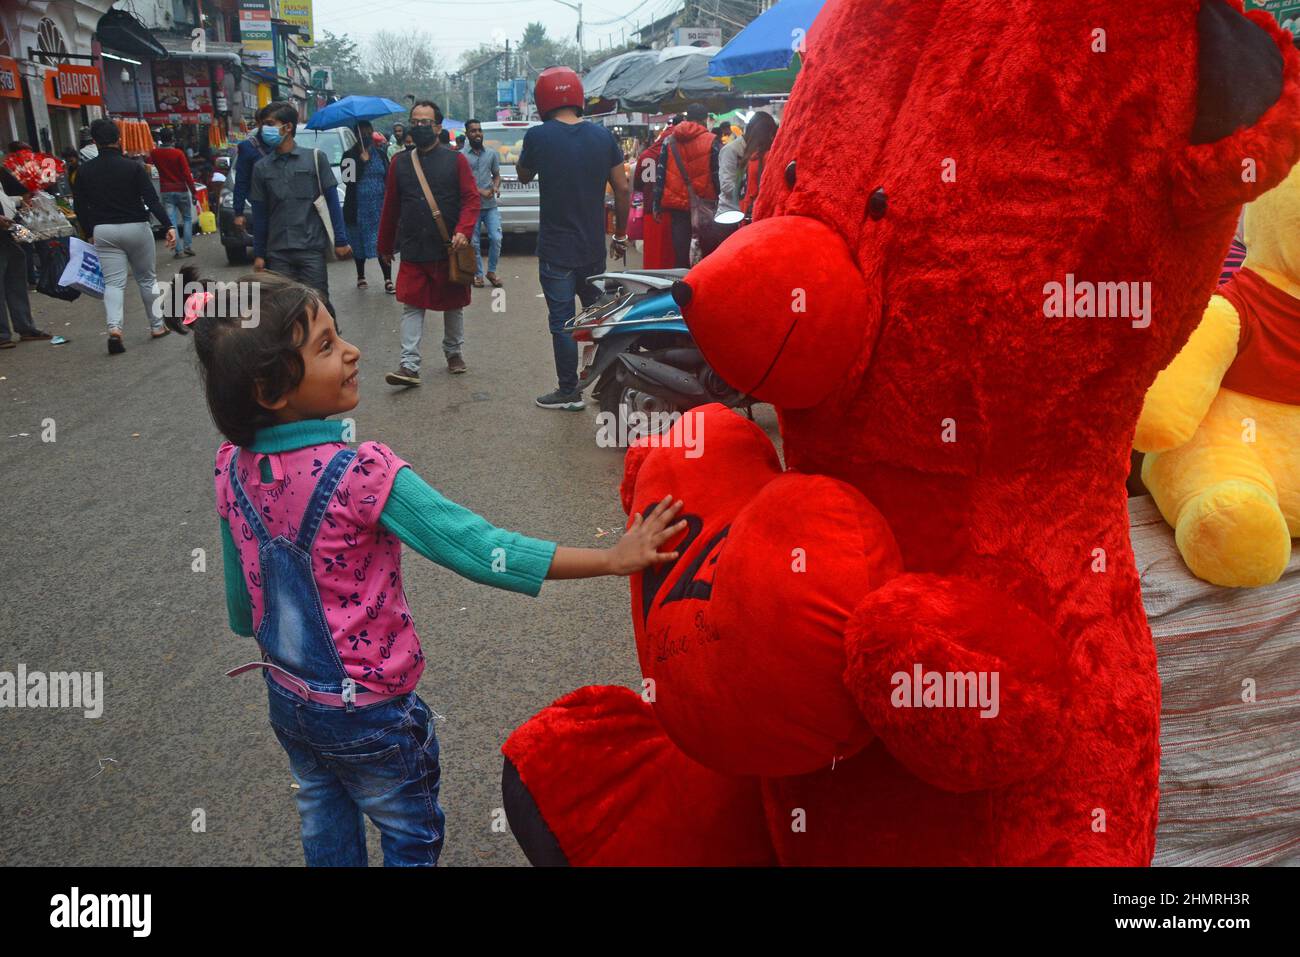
[1137,162,1300,586]
[503,0,1300,865]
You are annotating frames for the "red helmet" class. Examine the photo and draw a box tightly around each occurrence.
[534,66,584,119]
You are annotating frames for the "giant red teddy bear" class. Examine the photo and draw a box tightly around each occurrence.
[503,0,1300,865]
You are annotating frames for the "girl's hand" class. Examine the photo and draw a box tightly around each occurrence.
[608,495,686,575]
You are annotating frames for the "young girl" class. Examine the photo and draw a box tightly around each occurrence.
[185,267,685,867]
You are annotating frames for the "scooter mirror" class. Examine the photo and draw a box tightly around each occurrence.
[714,209,745,226]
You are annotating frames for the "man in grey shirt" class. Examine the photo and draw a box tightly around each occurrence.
[250,102,351,318]
[462,119,502,287]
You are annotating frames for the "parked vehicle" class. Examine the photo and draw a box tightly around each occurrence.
[479,120,540,234]
[218,125,358,265]
[568,269,753,433]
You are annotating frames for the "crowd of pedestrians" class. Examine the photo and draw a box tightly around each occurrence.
[2,77,778,416]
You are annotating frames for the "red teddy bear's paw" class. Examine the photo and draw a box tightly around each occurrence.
[632,454,904,778]
[502,685,774,866]
[844,573,1070,793]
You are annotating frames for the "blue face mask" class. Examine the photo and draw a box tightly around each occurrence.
[259,125,283,147]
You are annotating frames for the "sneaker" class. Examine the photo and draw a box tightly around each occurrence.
[535,389,585,410]
[447,354,467,374]
[385,365,420,386]
[107,335,126,355]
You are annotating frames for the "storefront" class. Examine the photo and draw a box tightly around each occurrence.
[0,52,29,145]
[0,1,116,155]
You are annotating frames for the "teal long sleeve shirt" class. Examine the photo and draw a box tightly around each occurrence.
[218,424,556,637]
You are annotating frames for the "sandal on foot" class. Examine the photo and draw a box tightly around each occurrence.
[472,275,485,288]
[384,280,395,294]
[150,327,172,339]
[357,278,368,289]
[487,272,503,288]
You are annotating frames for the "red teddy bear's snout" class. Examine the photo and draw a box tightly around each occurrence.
[674,215,877,409]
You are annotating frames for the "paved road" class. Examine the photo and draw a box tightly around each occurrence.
[0,230,778,866]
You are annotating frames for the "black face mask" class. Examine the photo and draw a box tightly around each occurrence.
[410,126,437,148]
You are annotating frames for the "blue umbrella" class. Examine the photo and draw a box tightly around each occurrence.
[306,95,406,130]
[709,0,826,86]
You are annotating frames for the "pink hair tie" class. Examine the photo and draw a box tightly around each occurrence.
[183,290,214,325]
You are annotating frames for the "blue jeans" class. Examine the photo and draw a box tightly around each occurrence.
[266,678,446,867]
[539,258,604,394]
[474,205,502,277]
[161,192,193,251]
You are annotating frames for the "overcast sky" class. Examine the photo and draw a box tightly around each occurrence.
[307,0,679,65]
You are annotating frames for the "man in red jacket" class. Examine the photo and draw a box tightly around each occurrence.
[148,128,197,258]
[652,104,720,267]
[377,100,480,383]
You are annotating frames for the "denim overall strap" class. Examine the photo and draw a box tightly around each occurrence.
[227,449,272,548]
[296,448,355,550]
[228,445,360,705]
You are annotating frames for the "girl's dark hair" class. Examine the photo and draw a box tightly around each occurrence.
[742,111,778,163]
[185,265,323,448]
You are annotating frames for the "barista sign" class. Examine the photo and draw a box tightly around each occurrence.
[54,64,104,105]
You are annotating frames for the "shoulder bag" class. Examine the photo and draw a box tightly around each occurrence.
[311,148,335,247]
[409,150,475,285]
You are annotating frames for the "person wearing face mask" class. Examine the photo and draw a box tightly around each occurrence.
[249,102,352,319]
[343,121,392,292]
[232,104,274,234]
[377,100,480,383]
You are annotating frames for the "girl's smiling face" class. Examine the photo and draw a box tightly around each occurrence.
[260,302,361,422]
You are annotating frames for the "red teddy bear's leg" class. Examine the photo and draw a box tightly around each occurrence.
[502,685,776,866]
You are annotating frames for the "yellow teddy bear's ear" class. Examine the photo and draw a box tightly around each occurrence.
[1134,296,1241,454]
[1242,160,1300,282]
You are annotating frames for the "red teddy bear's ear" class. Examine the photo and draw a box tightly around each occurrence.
[1172,0,1300,224]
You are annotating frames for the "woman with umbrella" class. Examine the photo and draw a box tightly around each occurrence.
[343,121,393,292]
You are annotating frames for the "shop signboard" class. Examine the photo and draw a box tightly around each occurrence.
[153,60,213,118]
[0,56,20,100]
[54,64,104,106]
[1246,1,1300,37]
[280,1,315,47]
[239,0,275,68]
[673,27,722,47]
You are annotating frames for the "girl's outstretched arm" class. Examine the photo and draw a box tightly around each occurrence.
[547,495,686,579]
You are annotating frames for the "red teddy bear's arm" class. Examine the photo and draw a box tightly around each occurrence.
[844,573,1071,793]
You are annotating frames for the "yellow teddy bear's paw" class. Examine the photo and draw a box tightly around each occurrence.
[1174,480,1293,587]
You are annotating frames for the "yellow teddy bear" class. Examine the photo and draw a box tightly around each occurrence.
[1135,164,1300,587]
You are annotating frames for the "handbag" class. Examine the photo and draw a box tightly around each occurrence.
[666,138,718,239]
[35,238,81,301]
[58,236,104,298]
[310,148,335,247]
[409,150,476,285]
